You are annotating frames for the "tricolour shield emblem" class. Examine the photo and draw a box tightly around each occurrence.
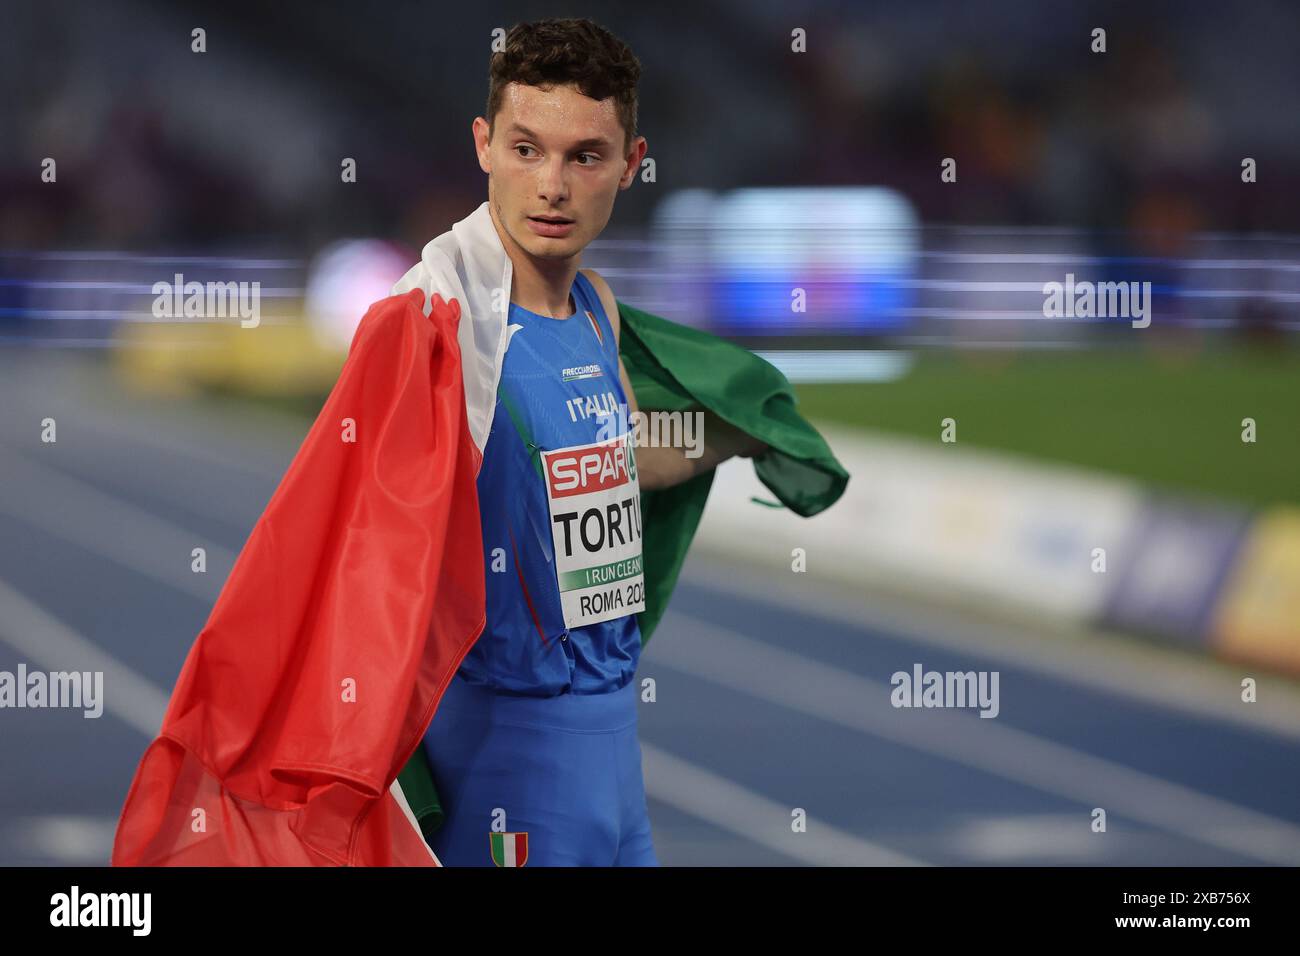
[489,831,529,867]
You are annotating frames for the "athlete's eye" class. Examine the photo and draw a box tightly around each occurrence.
[575,153,600,165]
[515,145,537,158]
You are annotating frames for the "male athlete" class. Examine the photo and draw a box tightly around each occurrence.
[418,17,767,866]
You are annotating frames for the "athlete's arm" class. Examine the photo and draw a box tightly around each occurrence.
[580,269,768,492]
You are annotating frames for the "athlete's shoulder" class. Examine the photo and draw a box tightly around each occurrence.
[578,268,621,345]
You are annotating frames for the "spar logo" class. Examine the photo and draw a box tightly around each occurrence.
[545,436,636,498]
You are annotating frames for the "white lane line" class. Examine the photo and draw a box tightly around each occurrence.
[0,431,276,534]
[5,816,119,864]
[0,579,170,737]
[946,814,1110,863]
[651,610,1300,865]
[3,379,293,484]
[640,742,923,866]
[0,452,232,601]
[0,367,296,531]
[684,553,1300,742]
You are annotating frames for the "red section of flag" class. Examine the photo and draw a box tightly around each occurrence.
[111,290,487,866]
[585,310,603,345]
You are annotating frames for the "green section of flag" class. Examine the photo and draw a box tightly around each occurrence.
[616,300,850,645]
[394,744,444,842]
[558,555,643,591]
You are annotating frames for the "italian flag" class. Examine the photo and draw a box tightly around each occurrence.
[112,289,482,865]
[111,202,849,866]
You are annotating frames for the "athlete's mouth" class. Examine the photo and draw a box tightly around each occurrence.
[529,215,574,224]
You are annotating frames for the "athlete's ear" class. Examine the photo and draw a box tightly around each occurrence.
[620,136,647,189]
[473,117,492,174]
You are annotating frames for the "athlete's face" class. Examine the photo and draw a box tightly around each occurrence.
[474,81,645,262]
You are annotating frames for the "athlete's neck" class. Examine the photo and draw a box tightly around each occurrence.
[488,201,580,319]
[513,268,576,319]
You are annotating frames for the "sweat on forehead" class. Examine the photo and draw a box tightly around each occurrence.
[496,85,622,138]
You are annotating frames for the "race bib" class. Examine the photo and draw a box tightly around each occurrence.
[540,432,646,629]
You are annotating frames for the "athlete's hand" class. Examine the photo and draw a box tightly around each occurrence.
[736,433,770,459]
[706,414,769,460]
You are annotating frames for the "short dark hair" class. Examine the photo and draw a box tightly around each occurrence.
[486,18,641,154]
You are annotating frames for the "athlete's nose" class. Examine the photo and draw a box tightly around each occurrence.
[536,155,569,205]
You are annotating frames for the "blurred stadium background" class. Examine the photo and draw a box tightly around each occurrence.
[1,0,1298,865]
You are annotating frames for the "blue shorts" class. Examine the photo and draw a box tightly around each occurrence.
[420,672,659,867]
